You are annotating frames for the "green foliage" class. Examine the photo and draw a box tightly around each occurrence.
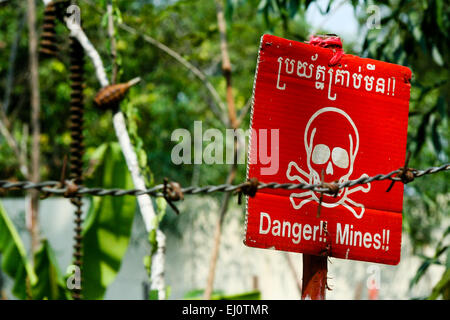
[32,239,69,300]
[184,288,261,300]
[409,226,450,299]
[428,269,450,300]
[256,0,312,34]
[351,0,449,297]
[148,286,171,300]
[0,202,71,300]
[82,142,137,300]
[0,200,37,299]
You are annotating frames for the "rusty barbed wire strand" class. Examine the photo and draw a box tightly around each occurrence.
[0,163,448,199]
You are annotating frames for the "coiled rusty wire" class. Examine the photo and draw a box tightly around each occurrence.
[39,0,69,58]
[39,2,58,57]
[69,36,84,300]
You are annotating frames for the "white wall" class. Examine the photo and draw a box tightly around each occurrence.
[0,197,444,300]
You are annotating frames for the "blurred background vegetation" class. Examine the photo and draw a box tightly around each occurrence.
[0,0,448,299]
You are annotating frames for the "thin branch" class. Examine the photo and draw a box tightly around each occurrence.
[56,1,109,87]
[204,0,239,300]
[312,0,347,35]
[117,23,228,125]
[215,0,237,130]
[20,124,29,174]
[237,96,252,127]
[204,162,237,299]
[68,25,109,87]
[107,1,118,84]
[27,0,41,255]
[80,0,227,125]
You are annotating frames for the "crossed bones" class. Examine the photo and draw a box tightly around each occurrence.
[286,161,371,219]
[284,107,372,219]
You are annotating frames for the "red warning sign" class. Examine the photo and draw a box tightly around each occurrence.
[245,34,412,265]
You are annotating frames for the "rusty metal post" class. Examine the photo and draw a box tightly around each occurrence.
[69,35,85,301]
[301,254,327,300]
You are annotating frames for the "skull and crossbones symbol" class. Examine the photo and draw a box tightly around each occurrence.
[286,107,371,219]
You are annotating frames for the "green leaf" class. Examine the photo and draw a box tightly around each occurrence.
[317,0,334,15]
[413,106,436,156]
[428,268,450,300]
[0,200,37,299]
[220,290,261,300]
[149,289,159,300]
[225,0,235,23]
[410,258,432,289]
[435,0,445,34]
[148,229,157,256]
[82,142,137,300]
[155,197,167,224]
[446,247,450,269]
[101,13,109,28]
[165,285,172,299]
[183,288,204,299]
[431,46,444,66]
[287,0,300,18]
[183,289,260,300]
[32,239,68,300]
[183,288,224,299]
[431,118,442,155]
[143,255,152,274]
[436,95,446,119]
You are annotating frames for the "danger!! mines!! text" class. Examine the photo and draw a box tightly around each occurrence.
[258,211,391,251]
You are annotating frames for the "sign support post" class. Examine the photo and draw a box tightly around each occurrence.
[301,254,327,300]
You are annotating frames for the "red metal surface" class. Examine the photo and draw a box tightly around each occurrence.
[245,34,412,265]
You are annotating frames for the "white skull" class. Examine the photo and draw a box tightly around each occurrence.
[304,107,359,188]
[286,107,371,219]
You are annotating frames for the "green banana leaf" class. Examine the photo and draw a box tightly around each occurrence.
[0,200,37,299]
[428,268,450,300]
[82,142,137,299]
[32,239,69,300]
[184,289,261,300]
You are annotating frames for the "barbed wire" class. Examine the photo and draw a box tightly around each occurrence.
[0,163,448,201]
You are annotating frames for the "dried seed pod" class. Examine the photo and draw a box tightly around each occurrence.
[93,78,141,111]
